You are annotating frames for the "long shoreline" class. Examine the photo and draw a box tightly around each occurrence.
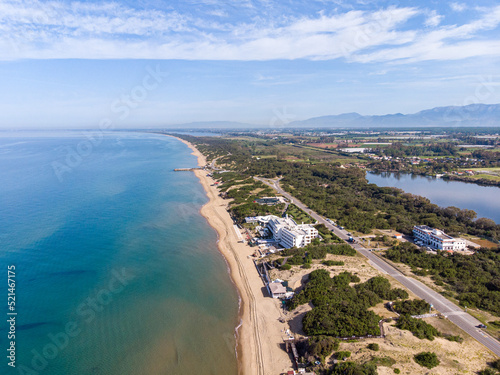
[169,135,292,375]
[168,135,256,375]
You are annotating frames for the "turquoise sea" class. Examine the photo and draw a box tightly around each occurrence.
[0,132,239,375]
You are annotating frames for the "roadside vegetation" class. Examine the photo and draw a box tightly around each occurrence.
[385,242,500,316]
[169,131,500,374]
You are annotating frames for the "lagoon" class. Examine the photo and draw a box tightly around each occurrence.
[366,172,500,223]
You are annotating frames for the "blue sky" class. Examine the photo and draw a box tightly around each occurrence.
[0,0,499,128]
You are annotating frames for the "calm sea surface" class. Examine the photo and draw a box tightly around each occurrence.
[0,132,239,375]
[367,171,500,223]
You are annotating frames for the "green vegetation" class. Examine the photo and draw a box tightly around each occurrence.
[368,356,396,367]
[413,352,440,369]
[315,223,344,243]
[290,270,407,337]
[392,299,430,315]
[395,315,463,342]
[492,359,500,371]
[393,369,400,374]
[336,351,351,359]
[286,203,314,224]
[276,243,356,267]
[367,343,379,351]
[443,334,464,343]
[478,368,498,375]
[329,362,377,375]
[395,314,440,340]
[322,260,345,266]
[297,336,339,363]
[385,242,500,316]
[178,134,500,241]
[169,132,499,374]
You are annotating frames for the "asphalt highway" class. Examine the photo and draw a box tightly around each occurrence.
[255,177,500,356]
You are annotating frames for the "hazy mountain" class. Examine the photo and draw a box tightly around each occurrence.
[162,104,500,129]
[288,103,500,128]
[167,121,254,129]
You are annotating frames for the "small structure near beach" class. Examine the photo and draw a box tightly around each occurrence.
[267,280,294,299]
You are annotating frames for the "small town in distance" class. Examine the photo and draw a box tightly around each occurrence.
[169,128,500,375]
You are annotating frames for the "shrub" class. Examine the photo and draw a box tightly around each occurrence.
[322,260,344,266]
[394,369,400,374]
[396,314,440,340]
[302,263,312,269]
[478,369,497,375]
[280,264,291,270]
[393,299,430,315]
[444,334,464,343]
[369,356,396,367]
[414,352,440,369]
[492,359,500,371]
[367,343,379,351]
[307,336,339,358]
[330,362,377,375]
[489,321,500,328]
[336,351,351,360]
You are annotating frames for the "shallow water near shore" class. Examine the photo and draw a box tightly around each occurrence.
[0,132,239,375]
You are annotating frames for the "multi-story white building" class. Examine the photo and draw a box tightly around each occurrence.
[266,215,318,248]
[413,225,467,251]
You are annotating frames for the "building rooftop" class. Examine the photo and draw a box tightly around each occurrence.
[269,282,287,294]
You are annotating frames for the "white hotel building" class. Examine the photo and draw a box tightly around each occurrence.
[265,215,319,248]
[413,225,467,251]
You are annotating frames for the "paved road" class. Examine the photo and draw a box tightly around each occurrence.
[255,177,500,357]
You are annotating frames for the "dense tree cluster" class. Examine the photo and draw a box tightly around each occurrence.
[296,335,340,365]
[392,299,430,315]
[289,270,407,338]
[385,242,500,316]
[372,143,458,158]
[176,134,500,240]
[395,315,440,340]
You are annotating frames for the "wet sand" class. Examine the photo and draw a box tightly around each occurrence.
[170,136,292,375]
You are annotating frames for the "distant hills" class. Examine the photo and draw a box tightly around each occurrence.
[167,103,500,129]
[287,103,500,128]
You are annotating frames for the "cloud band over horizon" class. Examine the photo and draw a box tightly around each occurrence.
[1,0,500,63]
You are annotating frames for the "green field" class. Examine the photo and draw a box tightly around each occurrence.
[286,203,314,224]
[458,168,500,182]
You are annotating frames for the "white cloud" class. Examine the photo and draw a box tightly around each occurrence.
[450,3,467,12]
[354,5,500,63]
[424,10,443,27]
[0,1,499,64]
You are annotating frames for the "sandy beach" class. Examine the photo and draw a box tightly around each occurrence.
[171,136,292,375]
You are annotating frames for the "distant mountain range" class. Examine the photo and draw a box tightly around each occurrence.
[288,103,500,128]
[167,103,500,129]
